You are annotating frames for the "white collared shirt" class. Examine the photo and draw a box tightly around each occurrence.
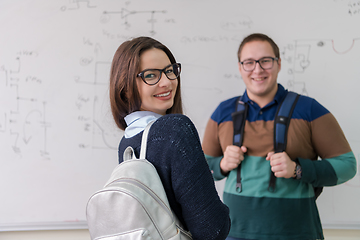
[124,111,162,138]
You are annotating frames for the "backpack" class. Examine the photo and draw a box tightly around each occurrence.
[86,121,193,240]
[231,91,323,199]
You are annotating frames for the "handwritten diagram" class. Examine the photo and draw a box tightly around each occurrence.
[75,59,120,150]
[0,52,51,160]
[281,38,360,95]
[102,8,167,35]
[60,0,96,11]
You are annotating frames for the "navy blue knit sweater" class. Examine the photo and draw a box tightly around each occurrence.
[118,114,230,240]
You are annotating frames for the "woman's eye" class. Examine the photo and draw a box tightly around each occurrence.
[144,73,157,79]
[165,69,174,74]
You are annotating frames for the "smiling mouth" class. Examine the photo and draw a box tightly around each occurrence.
[253,77,266,81]
[154,91,171,97]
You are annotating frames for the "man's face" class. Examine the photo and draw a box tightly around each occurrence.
[238,40,281,105]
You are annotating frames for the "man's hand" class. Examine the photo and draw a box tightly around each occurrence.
[266,151,296,178]
[220,145,247,175]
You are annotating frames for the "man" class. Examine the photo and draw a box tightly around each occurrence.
[202,33,357,240]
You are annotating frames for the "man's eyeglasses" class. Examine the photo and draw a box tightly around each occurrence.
[239,57,278,72]
[137,63,181,85]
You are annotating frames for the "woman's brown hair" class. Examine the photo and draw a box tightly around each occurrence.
[109,36,183,130]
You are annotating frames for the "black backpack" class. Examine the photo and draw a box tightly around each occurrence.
[231,91,323,199]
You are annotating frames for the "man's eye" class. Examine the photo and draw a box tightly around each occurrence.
[244,61,254,65]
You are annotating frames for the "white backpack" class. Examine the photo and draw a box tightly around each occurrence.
[86,121,192,240]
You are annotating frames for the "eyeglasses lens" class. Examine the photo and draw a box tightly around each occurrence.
[142,70,159,85]
[164,65,178,80]
[243,58,274,71]
[142,63,180,85]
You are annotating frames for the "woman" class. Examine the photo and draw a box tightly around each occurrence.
[109,36,231,240]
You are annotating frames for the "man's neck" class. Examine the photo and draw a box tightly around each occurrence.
[250,95,273,108]
[247,85,278,108]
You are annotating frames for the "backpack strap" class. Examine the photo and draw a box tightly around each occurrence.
[231,97,248,193]
[139,120,155,159]
[123,146,136,161]
[123,120,155,161]
[268,91,300,192]
[231,92,322,198]
[314,186,323,200]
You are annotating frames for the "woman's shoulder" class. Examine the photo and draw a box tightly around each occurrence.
[155,114,194,127]
[151,114,198,138]
[157,113,191,122]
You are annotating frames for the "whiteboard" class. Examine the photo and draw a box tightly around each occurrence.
[0,0,359,231]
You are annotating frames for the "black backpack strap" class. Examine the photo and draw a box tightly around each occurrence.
[314,186,323,199]
[268,91,300,192]
[231,96,248,193]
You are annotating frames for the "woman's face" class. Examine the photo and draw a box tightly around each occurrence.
[137,48,178,115]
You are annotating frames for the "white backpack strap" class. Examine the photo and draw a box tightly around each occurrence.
[123,146,136,161]
[139,120,155,159]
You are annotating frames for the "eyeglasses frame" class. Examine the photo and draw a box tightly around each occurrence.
[137,63,181,86]
[239,57,279,72]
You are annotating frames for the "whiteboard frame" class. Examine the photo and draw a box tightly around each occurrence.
[0,221,88,232]
[1,221,360,232]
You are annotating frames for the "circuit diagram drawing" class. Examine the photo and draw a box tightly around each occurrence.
[0,53,51,160]
[75,43,120,151]
[90,60,120,150]
[60,0,96,11]
[281,38,360,95]
[101,7,167,35]
[281,40,311,95]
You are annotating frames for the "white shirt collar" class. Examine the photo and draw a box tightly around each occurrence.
[124,111,162,138]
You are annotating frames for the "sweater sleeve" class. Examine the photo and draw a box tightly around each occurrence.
[151,114,230,240]
[205,154,227,181]
[202,97,240,182]
[298,99,357,187]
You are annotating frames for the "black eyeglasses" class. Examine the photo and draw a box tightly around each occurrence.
[240,57,278,72]
[137,63,181,85]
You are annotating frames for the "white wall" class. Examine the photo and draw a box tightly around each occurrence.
[0,229,359,240]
